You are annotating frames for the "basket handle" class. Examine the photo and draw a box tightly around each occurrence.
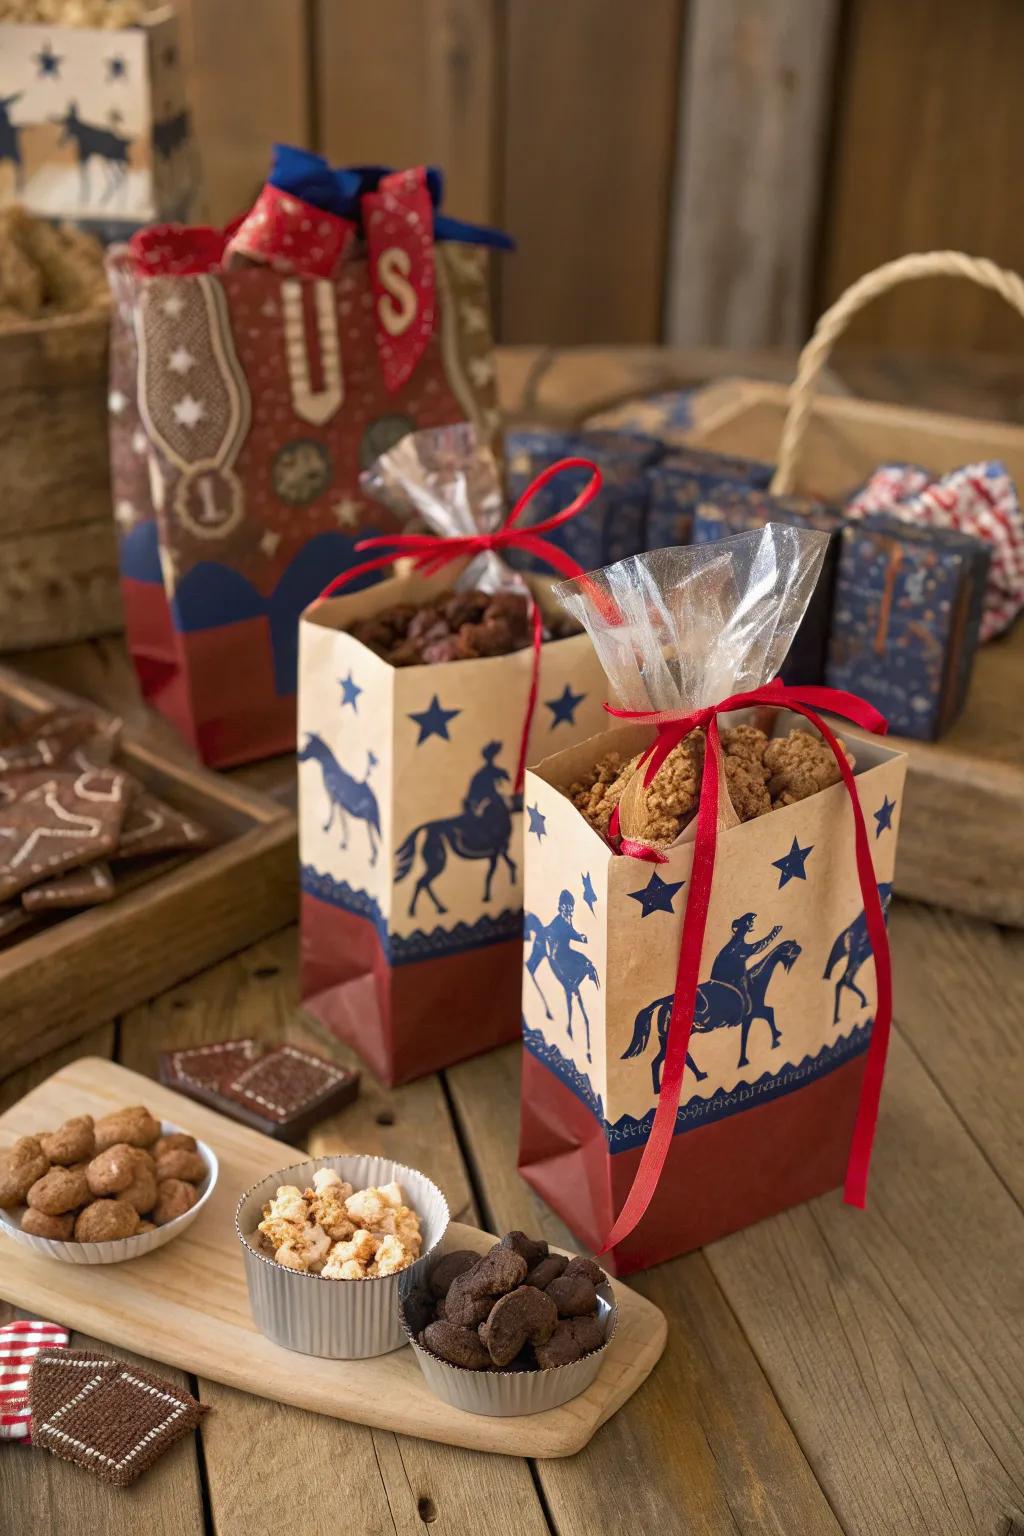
[770,252,1024,495]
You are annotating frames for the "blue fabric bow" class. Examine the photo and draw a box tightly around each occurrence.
[268,144,515,251]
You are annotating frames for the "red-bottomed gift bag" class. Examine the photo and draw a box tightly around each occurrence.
[107,147,510,766]
[298,427,610,1085]
[518,526,907,1275]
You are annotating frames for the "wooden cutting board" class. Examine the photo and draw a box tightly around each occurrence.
[0,1057,666,1458]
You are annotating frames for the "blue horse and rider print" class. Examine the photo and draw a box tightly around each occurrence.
[395,742,518,917]
[823,882,893,1025]
[623,913,802,1093]
[299,734,382,867]
[524,889,601,1063]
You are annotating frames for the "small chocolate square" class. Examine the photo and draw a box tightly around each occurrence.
[223,1044,360,1138]
[159,1038,263,1099]
[30,1349,204,1487]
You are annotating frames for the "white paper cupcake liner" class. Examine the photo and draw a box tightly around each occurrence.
[235,1153,450,1359]
[0,1121,218,1265]
[398,1242,619,1416]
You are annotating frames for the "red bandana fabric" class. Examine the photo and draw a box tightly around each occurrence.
[0,1319,69,1445]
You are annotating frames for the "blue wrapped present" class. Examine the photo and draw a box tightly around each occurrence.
[646,448,774,550]
[692,485,843,686]
[825,515,991,740]
[505,428,663,572]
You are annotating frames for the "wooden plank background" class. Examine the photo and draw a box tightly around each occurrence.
[177,0,1024,352]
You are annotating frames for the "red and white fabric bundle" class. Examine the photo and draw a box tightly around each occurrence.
[846,460,1024,640]
[0,1319,68,1444]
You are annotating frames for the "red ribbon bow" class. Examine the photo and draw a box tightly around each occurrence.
[599,677,892,1254]
[317,457,601,790]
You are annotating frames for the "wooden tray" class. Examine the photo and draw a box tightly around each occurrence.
[684,376,1024,927]
[0,666,297,1071]
[0,1057,666,1458]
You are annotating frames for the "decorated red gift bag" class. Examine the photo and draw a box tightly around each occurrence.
[298,427,610,1085]
[518,526,908,1275]
[107,146,510,766]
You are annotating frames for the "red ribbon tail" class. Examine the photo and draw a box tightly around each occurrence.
[597,719,722,1255]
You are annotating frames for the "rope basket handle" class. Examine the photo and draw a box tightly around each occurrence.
[770,252,1024,495]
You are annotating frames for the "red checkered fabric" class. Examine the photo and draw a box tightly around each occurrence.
[846,460,1024,641]
[0,1320,69,1444]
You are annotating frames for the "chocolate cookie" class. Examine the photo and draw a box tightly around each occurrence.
[545,1272,599,1318]
[534,1316,606,1369]
[526,1254,567,1290]
[422,1320,491,1371]
[479,1286,558,1367]
[429,1249,480,1299]
[500,1230,548,1269]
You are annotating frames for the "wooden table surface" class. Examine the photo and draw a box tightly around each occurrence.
[1,348,1022,1535]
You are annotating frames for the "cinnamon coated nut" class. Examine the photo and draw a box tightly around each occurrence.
[422,1319,491,1371]
[479,1285,558,1367]
[0,1137,49,1207]
[39,1115,95,1166]
[120,1154,158,1216]
[26,1164,89,1216]
[85,1144,138,1197]
[152,1178,198,1226]
[20,1208,75,1240]
[93,1106,160,1153]
[74,1198,139,1242]
[153,1148,206,1184]
[153,1132,197,1158]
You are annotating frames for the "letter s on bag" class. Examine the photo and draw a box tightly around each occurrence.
[377,247,417,337]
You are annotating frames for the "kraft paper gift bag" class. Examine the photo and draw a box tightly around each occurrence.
[108,146,510,766]
[298,426,610,1086]
[518,526,907,1276]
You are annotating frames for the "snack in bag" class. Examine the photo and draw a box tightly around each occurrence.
[518,525,908,1274]
[297,424,609,1085]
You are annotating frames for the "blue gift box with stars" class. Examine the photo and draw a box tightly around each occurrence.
[519,711,907,1274]
[0,9,196,233]
[645,448,774,551]
[825,513,991,741]
[297,563,611,1085]
[505,428,663,574]
[693,486,844,686]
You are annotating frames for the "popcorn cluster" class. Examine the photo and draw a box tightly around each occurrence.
[256,1170,422,1280]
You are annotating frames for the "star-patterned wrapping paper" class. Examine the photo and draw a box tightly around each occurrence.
[825,514,991,741]
[519,713,907,1267]
[0,9,195,227]
[504,429,662,573]
[693,486,844,686]
[109,228,502,766]
[297,566,609,1084]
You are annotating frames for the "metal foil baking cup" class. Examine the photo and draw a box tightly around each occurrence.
[235,1153,450,1359]
[0,1122,218,1266]
[399,1272,619,1417]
